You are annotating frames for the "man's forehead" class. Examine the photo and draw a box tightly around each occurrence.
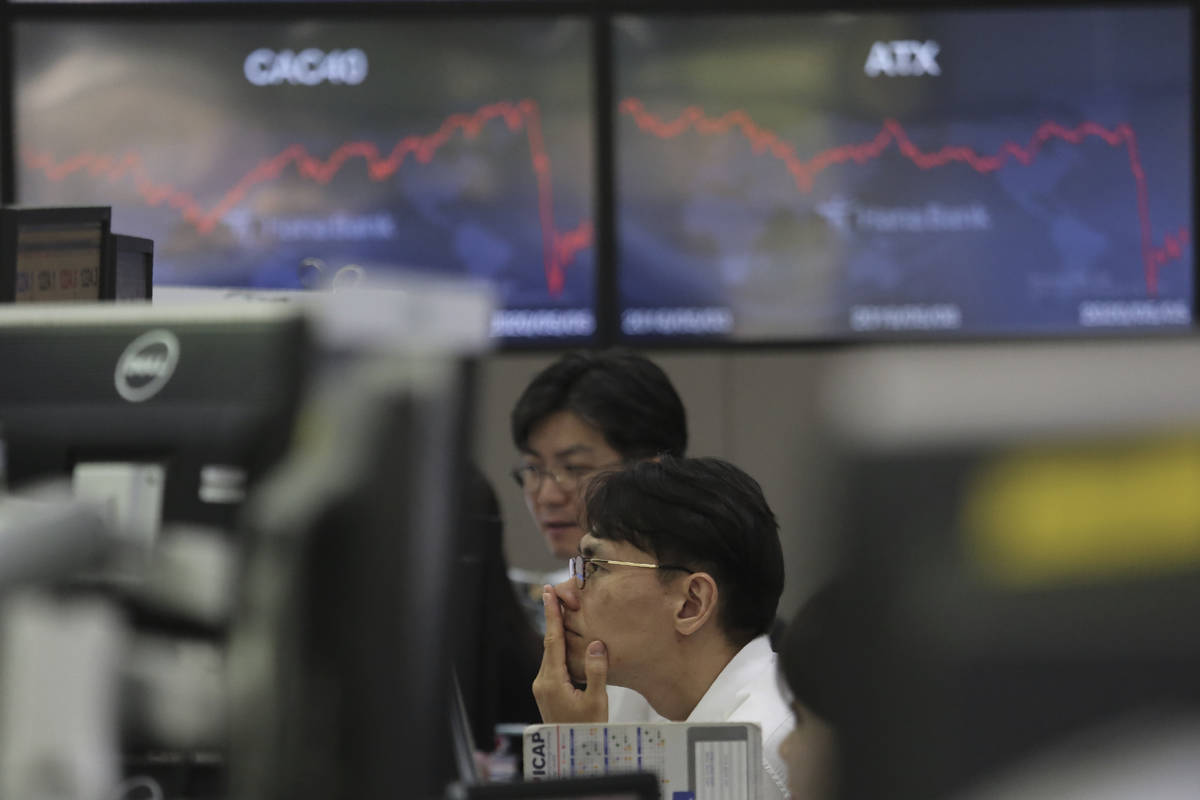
[527,410,613,455]
[523,443,596,462]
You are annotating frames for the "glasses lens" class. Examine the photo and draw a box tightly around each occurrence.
[568,556,582,587]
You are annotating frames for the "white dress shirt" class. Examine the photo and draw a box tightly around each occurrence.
[686,634,794,800]
[607,684,660,722]
[608,634,794,799]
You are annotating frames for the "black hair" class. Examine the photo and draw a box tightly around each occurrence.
[510,350,687,460]
[583,456,783,648]
[778,581,847,725]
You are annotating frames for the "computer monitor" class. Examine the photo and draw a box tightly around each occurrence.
[0,206,112,303]
[13,12,596,345]
[817,336,1200,799]
[0,301,311,539]
[226,350,479,800]
[614,4,1192,342]
[0,301,313,797]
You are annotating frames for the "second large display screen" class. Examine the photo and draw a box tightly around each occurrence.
[615,6,1193,341]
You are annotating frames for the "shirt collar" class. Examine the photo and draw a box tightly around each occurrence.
[686,634,775,722]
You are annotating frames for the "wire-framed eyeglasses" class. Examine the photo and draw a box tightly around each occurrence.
[567,555,692,589]
[511,462,618,494]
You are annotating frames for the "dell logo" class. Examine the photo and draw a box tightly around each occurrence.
[114,330,181,403]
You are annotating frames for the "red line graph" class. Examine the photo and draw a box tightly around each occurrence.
[22,97,1191,298]
[22,99,591,297]
[620,98,1190,294]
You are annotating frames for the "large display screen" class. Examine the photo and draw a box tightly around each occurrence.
[615,6,1193,342]
[14,17,595,343]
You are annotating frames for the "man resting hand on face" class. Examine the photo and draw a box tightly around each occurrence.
[532,456,795,800]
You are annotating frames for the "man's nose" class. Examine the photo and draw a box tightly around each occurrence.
[553,576,582,610]
[535,472,571,504]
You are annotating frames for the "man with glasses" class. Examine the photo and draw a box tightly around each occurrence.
[510,350,687,564]
[532,456,793,800]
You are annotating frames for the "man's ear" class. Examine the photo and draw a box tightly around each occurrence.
[674,572,718,637]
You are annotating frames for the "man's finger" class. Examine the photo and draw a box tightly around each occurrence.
[583,639,609,704]
[538,585,568,677]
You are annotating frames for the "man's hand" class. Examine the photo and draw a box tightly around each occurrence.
[531,585,609,723]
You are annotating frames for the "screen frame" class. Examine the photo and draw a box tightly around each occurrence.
[0,0,1195,350]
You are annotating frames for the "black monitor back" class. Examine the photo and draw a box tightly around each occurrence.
[0,303,311,533]
[228,354,477,800]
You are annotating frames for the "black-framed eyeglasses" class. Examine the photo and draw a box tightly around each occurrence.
[567,555,692,589]
[510,462,617,494]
